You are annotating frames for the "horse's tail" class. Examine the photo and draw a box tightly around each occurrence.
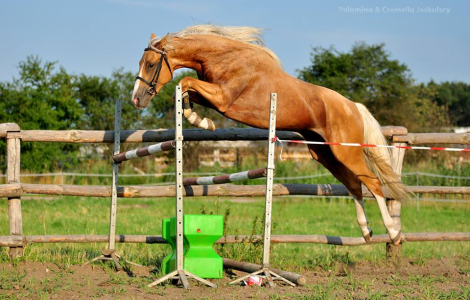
[355,103,409,201]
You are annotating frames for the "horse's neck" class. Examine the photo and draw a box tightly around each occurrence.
[171,36,231,75]
[171,38,205,73]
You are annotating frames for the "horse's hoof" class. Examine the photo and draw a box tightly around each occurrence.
[363,229,373,243]
[202,118,216,131]
[391,230,402,246]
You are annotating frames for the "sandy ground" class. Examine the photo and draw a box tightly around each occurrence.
[1,257,469,299]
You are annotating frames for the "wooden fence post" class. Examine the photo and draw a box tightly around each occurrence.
[386,139,407,259]
[6,124,23,258]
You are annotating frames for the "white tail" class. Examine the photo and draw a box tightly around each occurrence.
[355,103,409,201]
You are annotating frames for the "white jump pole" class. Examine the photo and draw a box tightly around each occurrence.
[108,98,121,264]
[85,98,141,269]
[148,85,216,289]
[229,93,296,287]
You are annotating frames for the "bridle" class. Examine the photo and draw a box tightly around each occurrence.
[135,45,173,96]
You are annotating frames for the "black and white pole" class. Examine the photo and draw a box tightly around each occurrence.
[148,85,216,289]
[112,140,175,163]
[229,93,296,287]
[183,168,266,186]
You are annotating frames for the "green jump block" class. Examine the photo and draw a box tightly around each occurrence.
[161,214,223,279]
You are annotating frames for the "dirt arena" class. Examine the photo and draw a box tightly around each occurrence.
[1,257,469,299]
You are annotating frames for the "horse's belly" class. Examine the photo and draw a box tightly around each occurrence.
[223,99,322,131]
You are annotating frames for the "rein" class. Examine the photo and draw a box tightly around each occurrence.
[135,45,173,96]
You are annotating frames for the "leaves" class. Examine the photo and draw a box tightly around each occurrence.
[297,42,448,132]
[0,56,83,171]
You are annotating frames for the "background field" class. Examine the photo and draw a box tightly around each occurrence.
[1,154,469,299]
[1,157,469,264]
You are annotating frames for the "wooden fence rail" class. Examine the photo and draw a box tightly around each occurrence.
[1,183,469,198]
[0,122,469,260]
[1,126,408,143]
[1,232,469,248]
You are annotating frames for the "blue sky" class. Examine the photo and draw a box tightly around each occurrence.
[1,0,468,83]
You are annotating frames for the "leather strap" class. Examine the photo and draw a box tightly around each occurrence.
[135,47,173,95]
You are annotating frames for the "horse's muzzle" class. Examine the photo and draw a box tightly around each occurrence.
[133,97,144,109]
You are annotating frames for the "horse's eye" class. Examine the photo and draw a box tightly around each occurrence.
[147,63,154,69]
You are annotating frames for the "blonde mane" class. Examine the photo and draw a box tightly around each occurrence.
[150,25,282,67]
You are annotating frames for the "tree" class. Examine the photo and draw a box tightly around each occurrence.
[298,43,446,132]
[427,81,470,127]
[75,69,139,131]
[0,56,83,171]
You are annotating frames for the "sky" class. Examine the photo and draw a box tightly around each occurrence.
[1,0,469,84]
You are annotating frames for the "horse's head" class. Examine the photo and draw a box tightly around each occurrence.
[132,33,173,109]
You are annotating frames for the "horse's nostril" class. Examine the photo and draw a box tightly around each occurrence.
[133,98,140,106]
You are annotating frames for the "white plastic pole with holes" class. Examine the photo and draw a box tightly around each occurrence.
[229,93,296,287]
[148,85,216,289]
[262,93,276,271]
[109,98,121,254]
[174,85,186,283]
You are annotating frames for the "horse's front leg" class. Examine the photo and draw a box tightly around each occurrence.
[181,91,216,131]
[178,77,229,131]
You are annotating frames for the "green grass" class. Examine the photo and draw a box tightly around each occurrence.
[6,147,468,188]
[1,153,468,299]
[0,194,468,269]
[0,155,468,280]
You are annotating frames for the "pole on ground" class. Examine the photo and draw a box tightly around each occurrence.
[223,258,305,286]
[229,94,296,287]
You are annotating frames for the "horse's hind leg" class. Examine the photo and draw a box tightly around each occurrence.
[328,145,401,245]
[307,145,373,242]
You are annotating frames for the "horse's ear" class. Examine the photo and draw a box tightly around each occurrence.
[150,33,156,39]
[156,33,170,48]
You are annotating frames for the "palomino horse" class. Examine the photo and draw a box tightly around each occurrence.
[131,25,408,245]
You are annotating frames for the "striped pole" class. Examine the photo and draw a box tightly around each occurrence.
[278,139,470,152]
[183,168,266,186]
[112,140,175,163]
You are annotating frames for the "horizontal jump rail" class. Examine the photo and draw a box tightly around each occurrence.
[1,232,469,247]
[2,126,407,143]
[112,140,175,162]
[183,168,266,185]
[1,183,469,198]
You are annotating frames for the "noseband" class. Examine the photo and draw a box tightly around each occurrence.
[135,45,173,96]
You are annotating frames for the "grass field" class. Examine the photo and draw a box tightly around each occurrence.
[1,155,469,267]
[0,156,469,299]
[0,195,469,299]
[1,194,468,268]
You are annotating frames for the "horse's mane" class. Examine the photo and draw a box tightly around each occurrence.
[151,25,282,68]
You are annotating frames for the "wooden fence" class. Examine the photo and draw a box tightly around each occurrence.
[1,123,469,259]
